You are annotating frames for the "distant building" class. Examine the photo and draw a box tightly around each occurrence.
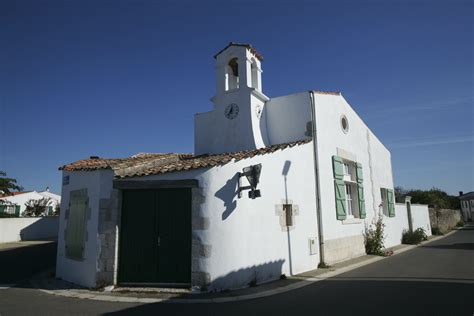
[0,188,61,216]
[459,191,474,221]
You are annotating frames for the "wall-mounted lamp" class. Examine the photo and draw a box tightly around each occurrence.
[238,164,262,199]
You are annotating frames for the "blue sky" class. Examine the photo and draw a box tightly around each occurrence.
[0,0,472,195]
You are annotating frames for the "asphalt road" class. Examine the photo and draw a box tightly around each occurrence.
[0,227,473,316]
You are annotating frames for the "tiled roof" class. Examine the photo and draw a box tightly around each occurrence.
[214,42,264,61]
[59,153,190,172]
[60,139,312,179]
[0,191,29,198]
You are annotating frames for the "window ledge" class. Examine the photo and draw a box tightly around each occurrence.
[342,218,363,225]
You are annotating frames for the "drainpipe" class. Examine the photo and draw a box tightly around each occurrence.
[309,91,326,266]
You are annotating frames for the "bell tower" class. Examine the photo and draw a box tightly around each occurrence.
[194,43,270,155]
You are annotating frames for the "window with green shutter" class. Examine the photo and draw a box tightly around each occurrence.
[15,205,21,216]
[0,204,6,213]
[381,188,395,217]
[333,155,366,220]
[333,156,347,220]
[66,189,88,260]
[387,189,395,217]
[355,163,366,219]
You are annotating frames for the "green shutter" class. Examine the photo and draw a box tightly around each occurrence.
[15,205,21,216]
[335,179,347,220]
[357,184,366,219]
[47,206,53,215]
[66,190,88,260]
[356,162,363,183]
[332,156,344,180]
[387,189,395,217]
[0,205,5,213]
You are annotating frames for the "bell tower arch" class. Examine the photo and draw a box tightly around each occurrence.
[195,43,269,155]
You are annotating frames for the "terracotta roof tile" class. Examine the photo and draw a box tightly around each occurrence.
[60,139,312,179]
[115,139,311,179]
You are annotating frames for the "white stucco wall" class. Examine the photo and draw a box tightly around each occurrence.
[264,92,312,145]
[313,93,393,241]
[56,169,114,288]
[128,142,319,290]
[411,204,432,237]
[385,203,432,248]
[0,217,59,243]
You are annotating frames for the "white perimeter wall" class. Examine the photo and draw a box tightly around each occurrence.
[385,203,432,248]
[0,217,59,243]
[130,142,319,290]
[56,169,114,288]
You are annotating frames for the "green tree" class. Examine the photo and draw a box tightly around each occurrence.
[0,171,23,195]
[395,186,460,209]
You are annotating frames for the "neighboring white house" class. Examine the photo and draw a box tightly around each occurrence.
[459,191,474,221]
[56,43,431,290]
[0,189,61,216]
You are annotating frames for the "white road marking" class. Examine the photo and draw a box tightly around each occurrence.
[0,284,15,289]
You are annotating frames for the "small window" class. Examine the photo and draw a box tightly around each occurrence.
[381,188,389,215]
[341,115,349,133]
[344,183,359,218]
[283,204,293,227]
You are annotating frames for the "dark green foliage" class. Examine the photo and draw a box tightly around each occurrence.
[0,171,23,195]
[394,186,460,209]
[431,227,443,235]
[456,220,464,227]
[23,198,51,217]
[364,213,386,256]
[402,228,428,245]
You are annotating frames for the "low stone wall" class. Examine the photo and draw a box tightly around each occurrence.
[429,208,461,233]
[0,217,59,243]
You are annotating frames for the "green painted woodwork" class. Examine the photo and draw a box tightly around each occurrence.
[119,188,192,285]
[15,205,20,216]
[355,163,366,218]
[356,162,363,183]
[65,190,88,260]
[357,184,366,219]
[0,205,5,213]
[388,189,395,217]
[332,156,344,180]
[334,179,347,220]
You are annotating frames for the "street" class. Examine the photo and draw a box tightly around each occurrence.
[0,227,472,316]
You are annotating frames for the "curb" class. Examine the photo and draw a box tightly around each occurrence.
[32,230,458,304]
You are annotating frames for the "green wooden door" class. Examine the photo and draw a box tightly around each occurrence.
[118,188,191,285]
[156,189,192,284]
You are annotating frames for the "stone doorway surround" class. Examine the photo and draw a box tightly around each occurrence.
[95,179,210,289]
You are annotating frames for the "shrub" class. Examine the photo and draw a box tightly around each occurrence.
[402,228,428,245]
[431,227,443,235]
[364,213,385,256]
[456,220,464,228]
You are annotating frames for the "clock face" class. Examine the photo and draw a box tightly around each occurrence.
[225,103,239,120]
[255,105,262,119]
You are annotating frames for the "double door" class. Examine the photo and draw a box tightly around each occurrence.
[118,188,191,286]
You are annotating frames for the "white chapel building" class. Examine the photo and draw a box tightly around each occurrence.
[56,43,431,290]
